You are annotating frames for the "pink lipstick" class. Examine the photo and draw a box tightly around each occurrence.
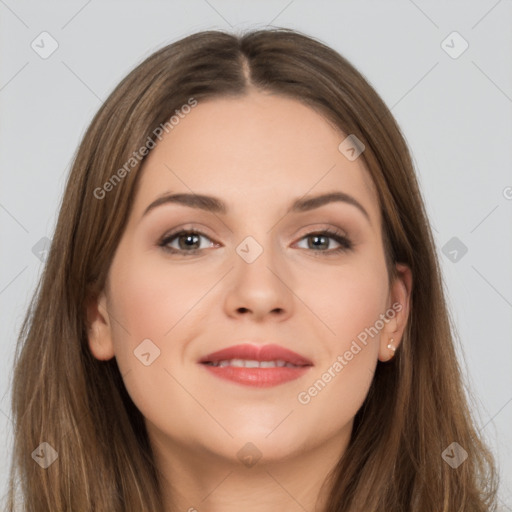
[198,343,313,388]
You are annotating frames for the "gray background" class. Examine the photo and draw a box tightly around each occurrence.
[1,0,511,508]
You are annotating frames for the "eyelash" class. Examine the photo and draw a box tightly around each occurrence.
[158,227,353,256]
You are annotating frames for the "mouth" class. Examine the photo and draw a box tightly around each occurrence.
[203,359,304,368]
[198,343,313,388]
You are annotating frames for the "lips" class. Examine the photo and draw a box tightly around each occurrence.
[198,343,313,388]
[198,343,313,366]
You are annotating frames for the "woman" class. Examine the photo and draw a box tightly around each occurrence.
[6,28,498,511]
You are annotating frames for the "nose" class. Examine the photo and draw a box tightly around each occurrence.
[223,240,294,322]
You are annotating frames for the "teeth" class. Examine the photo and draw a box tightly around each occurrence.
[206,359,299,368]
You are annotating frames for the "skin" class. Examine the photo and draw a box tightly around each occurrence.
[87,90,412,512]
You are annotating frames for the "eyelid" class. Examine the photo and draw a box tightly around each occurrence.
[160,223,218,240]
[159,223,350,243]
[293,222,349,238]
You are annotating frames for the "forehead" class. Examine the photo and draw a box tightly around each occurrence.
[133,91,380,224]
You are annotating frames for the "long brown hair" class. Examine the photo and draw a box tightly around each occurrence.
[6,28,498,511]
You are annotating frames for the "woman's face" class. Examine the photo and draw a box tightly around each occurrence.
[88,90,411,467]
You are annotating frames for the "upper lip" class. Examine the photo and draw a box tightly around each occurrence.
[199,343,313,366]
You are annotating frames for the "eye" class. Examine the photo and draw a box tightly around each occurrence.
[158,227,353,256]
[295,228,353,255]
[158,229,218,255]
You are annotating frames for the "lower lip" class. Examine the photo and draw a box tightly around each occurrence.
[200,364,312,387]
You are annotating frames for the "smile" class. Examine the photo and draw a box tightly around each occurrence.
[198,342,313,387]
[203,358,303,368]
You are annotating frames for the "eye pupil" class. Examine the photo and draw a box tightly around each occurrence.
[179,233,200,250]
[309,235,329,250]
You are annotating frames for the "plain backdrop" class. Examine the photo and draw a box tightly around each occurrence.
[1,0,511,508]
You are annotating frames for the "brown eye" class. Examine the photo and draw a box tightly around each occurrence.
[159,230,216,254]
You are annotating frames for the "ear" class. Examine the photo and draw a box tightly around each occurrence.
[85,290,115,361]
[378,262,412,362]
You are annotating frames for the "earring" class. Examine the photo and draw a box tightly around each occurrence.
[387,338,396,356]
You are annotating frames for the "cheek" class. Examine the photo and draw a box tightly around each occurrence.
[300,256,389,346]
[293,254,388,423]
[108,248,214,345]
[295,323,381,448]
[105,251,212,428]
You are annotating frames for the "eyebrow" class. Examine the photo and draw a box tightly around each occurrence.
[141,191,371,224]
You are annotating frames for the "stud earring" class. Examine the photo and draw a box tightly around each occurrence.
[387,338,396,354]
